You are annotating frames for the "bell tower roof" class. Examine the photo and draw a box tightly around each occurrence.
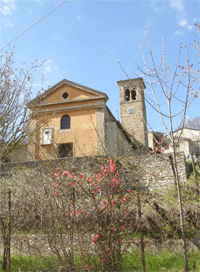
[117,78,146,89]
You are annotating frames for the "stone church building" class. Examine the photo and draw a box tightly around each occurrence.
[27,78,148,160]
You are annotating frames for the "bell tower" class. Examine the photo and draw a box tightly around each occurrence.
[117,78,148,148]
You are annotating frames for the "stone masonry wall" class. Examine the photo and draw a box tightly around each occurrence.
[0,235,198,256]
[125,152,187,189]
[0,152,188,189]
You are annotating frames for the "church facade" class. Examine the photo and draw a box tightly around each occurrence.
[27,78,148,160]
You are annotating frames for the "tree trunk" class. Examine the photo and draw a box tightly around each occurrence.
[172,153,188,272]
[137,183,146,272]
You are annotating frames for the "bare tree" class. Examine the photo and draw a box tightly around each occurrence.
[119,25,199,272]
[185,116,200,129]
[0,49,44,161]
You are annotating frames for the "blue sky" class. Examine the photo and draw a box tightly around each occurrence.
[0,0,199,133]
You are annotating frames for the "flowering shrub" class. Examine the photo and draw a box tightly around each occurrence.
[1,158,199,271]
[45,158,138,271]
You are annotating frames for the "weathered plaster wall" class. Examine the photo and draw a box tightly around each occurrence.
[42,84,97,105]
[105,108,135,157]
[174,128,200,141]
[96,108,106,154]
[148,132,154,150]
[29,108,100,160]
[28,80,109,160]
[164,140,191,158]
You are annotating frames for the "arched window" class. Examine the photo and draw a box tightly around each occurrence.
[131,89,136,100]
[61,115,70,130]
[125,89,130,101]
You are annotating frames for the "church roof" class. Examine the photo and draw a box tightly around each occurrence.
[27,79,109,107]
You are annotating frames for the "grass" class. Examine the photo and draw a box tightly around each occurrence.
[123,251,200,271]
[0,251,199,271]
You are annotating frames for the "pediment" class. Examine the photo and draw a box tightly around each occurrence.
[27,79,108,107]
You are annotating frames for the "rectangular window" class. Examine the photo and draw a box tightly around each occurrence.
[58,143,73,158]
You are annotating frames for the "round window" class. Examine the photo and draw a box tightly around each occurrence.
[62,92,69,99]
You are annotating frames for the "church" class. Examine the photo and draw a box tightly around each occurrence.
[27,78,148,160]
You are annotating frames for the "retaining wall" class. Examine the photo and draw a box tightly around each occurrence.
[0,152,188,189]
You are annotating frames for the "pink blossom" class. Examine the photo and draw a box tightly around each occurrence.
[63,170,71,176]
[103,167,108,174]
[103,201,108,210]
[92,234,100,244]
[121,197,127,203]
[87,177,94,183]
[108,159,116,172]
[120,226,124,232]
[79,173,85,178]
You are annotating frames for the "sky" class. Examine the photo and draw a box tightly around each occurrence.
[0,0,199,133]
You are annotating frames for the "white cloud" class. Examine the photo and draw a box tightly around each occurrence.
[179,18,187,27]
[186,25,194,30]
[44,67,51,74]
[77,15,81,21]
[43,59,57,74]
[173,30,184,36]
[151,0,163,12]
[170,0,184,14]
[170,1,194,33]
[0,0,16,15]
[3,19,14,27]
[179,18,194,30]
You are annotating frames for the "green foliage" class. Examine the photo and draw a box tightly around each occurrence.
[187,161,200,179]
[1,155,11,163]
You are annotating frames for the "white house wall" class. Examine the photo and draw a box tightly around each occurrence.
[174,128,200,141]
